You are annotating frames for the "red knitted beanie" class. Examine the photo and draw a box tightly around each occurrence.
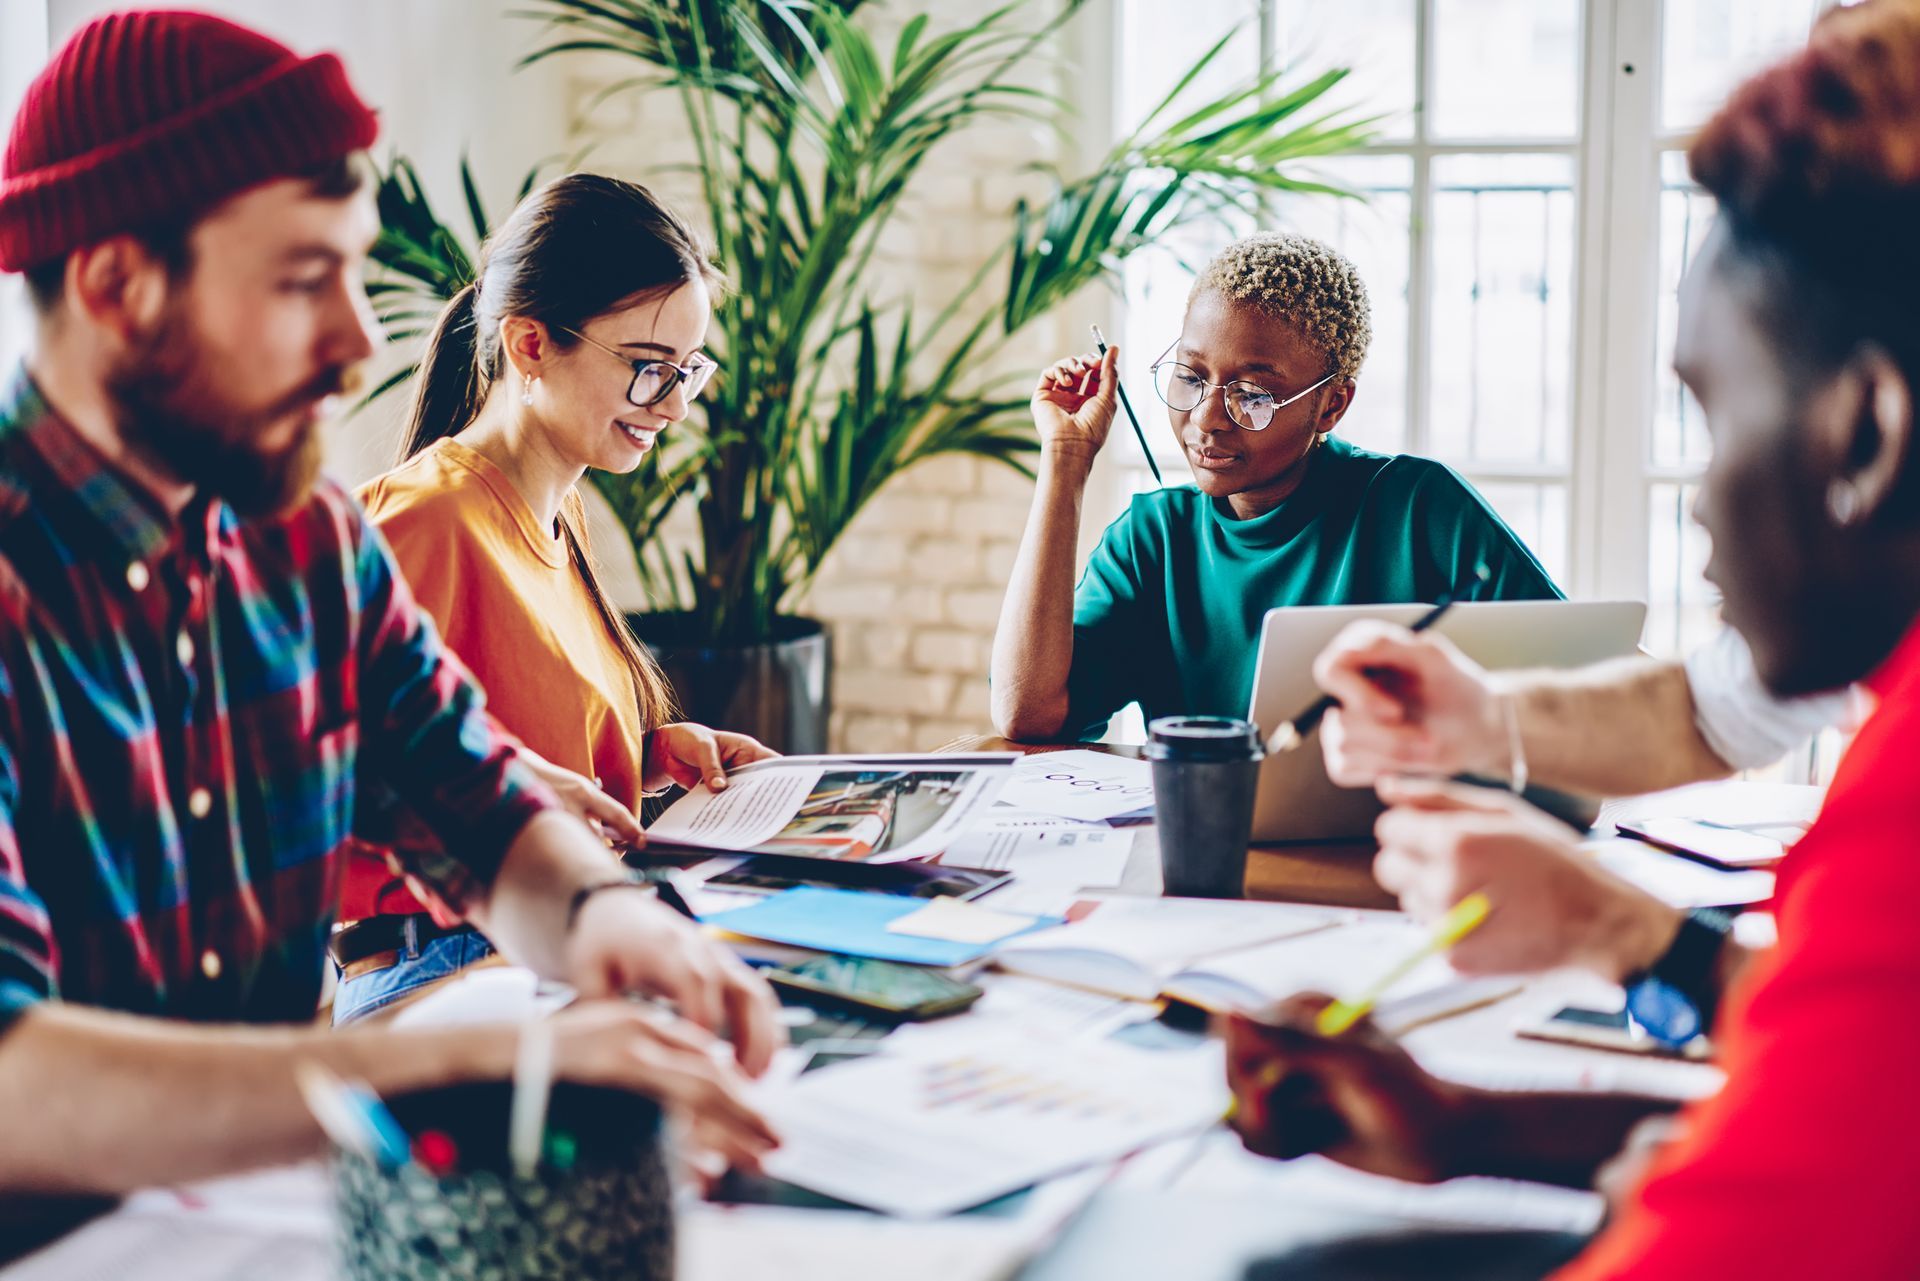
[0,9,380,272]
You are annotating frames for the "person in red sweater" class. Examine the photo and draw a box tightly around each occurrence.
[1225,2,1920,1277]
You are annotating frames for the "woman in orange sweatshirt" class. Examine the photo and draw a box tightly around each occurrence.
[332,174,772,1023]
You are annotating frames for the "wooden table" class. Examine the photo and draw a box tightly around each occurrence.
[936,735,1397,912]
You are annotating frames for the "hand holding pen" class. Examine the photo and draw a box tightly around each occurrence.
[1030,327,1164,486]
[1264,564,1493,755]
[1092,324,1163,486]
[1212,894,1493,1181]
[1031,344,1124,463]
[1222,990,1477,1183]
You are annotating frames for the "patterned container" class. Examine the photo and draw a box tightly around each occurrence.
[329,1082,674,1280]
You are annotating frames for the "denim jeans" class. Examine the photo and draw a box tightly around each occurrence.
[331,922,496,1025]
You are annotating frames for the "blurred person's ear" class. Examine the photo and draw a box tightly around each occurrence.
[1810,343,1913,529]
[65,237,174,346]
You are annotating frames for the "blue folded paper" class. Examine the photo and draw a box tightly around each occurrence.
[701,887,1062,967]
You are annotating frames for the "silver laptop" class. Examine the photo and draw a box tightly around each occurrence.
[1246,600,1649,843]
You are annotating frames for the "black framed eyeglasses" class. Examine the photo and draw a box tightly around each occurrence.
[1149,340,1336,431]
[561,327,718,408]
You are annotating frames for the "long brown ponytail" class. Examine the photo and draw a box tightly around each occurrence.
[400,173,721,734]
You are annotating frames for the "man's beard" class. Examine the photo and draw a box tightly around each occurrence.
[106,304,345,520]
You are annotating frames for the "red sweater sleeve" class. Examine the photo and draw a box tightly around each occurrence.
[1557,635,1920,1279]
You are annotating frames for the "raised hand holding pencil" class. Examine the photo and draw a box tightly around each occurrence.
[1091,324,1164,487]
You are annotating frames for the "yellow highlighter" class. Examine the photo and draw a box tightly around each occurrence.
[1315,892,1493,1037]
[1222,893,1492,1126]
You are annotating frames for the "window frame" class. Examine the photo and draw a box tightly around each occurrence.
[1099,0,1832,629]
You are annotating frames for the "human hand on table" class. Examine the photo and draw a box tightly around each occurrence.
[644,722,778,795]
[1226,993,1475,1183]
[547,999,781,1173]
[1372,777,1683,982]
[1313,621,1509,786]
[566,885,786,1075]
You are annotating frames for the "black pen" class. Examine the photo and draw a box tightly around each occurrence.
[648,871,700,922]
[1091,324,1164,487]
[1263,564,1492,755]
[610,848,703,922]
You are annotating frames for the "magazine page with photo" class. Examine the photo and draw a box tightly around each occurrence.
[645,755,1021,863]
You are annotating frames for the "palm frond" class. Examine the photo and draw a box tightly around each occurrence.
[374,1,1375,640]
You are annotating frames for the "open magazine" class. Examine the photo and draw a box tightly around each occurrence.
[645,754,1019,864]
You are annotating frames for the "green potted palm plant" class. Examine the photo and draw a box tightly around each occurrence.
[364,0,1376,752]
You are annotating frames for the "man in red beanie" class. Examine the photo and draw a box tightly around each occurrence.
[0,10,780,1201]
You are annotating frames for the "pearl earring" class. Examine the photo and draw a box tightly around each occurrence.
[1827,479,1862,527]
[522,376,539,407]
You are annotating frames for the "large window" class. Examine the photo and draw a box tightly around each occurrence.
[1111,0,1834,659]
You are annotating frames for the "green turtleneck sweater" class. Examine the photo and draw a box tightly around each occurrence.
[1065,436,1563,739]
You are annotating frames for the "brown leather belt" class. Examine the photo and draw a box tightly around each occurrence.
[338,950,402,983]
[328,913,477,979]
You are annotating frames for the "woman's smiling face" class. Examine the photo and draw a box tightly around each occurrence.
[537,279,712,475]
[1167,288,1355,512]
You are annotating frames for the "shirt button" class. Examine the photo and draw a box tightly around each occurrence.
[188,788,213,819]
[200,949,223,980]
[176,632,196,666]
[126,562,151,592]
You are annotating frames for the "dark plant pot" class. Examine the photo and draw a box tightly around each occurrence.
[628,613,832,756]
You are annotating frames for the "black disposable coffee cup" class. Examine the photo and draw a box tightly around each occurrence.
[1146,716,1263,898]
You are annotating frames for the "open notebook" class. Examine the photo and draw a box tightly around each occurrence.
[1157,920,1522,1035]
[993,900,1518,1034]
[989,897,1341,1001]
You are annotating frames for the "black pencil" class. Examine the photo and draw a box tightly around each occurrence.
[1263,564,1492,755]
[1091,324,1163,487]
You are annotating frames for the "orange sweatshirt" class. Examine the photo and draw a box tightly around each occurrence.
[341,436,650,919]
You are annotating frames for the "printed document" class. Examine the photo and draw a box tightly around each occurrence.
[756,1030,1225,1218]
[994,750,1155,823]
[649,754,1017,863]
[944,821,1133,890]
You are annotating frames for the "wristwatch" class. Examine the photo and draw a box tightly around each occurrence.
[1622,908,1735,1048]
[565,876,661,932]
[565,871,700,933]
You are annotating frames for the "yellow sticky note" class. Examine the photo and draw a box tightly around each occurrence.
[884,897,1038,945]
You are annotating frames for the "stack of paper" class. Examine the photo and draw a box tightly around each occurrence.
[1601,779,1821,838]
[1583,837,1774,909]
[647,754,1019,864]
[1157,919,1522,1035]
[2,1166,332,1281]
[946,820,1131,880]
[1166,1135,1604,1235]
[702,887,1061,967]
[991,896,1342,1000]
[994,750,1155,824]
[991,901,1519,1035]
[679,1166,1114,1281]
[676,1205,1041,1281]
[755,1030,1225,1217]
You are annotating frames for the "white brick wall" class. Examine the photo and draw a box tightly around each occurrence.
[557,2,1082,752]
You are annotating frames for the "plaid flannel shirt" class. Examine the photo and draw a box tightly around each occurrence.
[0,368,553,1028]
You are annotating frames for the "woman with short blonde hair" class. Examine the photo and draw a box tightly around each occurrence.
[992,231,1560,743]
